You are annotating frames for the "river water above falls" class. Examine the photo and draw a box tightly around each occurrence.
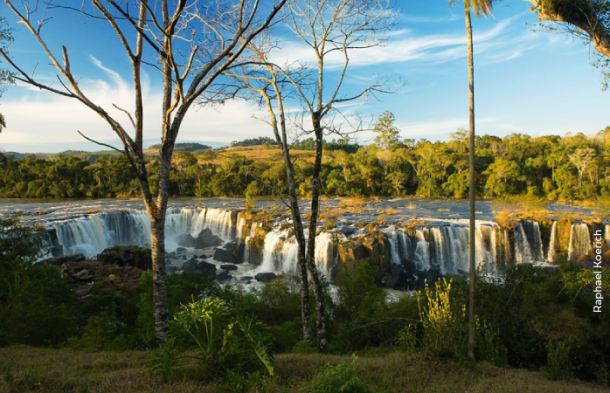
[1,198,608,288]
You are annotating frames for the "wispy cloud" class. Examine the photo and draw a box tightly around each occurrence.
[270,18,516,67]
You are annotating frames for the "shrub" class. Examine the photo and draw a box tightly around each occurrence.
[417,278,466,358]
[312,355,370,393]
[153,297,275,383]
[541,340,574,381]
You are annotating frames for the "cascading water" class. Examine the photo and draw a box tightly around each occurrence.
[514,220,544,264]
[568,222,591,262]
[52,207,242,258]
[547,221,558,263]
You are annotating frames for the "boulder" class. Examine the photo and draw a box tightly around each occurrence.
[197,261,217,278]
[183,257,199,271]
[176,228,223,249]
[176,247,187,254]
[214,248,238,263]
[224,239,246,262]
[97,246,152,270]
[239,276,253,284]
[166,265,178,274]
[255,272,277,283]
[216,270,232,281]
[220,264,238,271]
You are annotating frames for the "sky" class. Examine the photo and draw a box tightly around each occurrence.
[0,0,609,153]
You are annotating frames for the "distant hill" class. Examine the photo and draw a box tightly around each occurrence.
[2,143,212,162]
[146,142,211,152]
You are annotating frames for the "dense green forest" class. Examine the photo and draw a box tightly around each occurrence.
[1,122,608,200]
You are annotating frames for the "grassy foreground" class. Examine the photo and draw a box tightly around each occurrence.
[0,346,608,393]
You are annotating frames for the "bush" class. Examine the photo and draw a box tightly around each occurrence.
[153,297,275,383]
[541,340,574,381]
[0,214,78,346]
[417,278,466,358]
[312,355,370,393]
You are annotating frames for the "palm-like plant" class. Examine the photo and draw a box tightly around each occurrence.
[450,0,496,360]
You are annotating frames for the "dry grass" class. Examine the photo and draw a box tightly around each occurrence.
[0,347,608,393]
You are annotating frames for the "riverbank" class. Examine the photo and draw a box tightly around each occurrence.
[0,346,607,393]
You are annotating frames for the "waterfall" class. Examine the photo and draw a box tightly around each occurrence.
[567,222,591,262]
[547,221,558,263]
[514,220,544,264]
[413,229,431,271]
[383,228,401,265]
[51,207,242,259]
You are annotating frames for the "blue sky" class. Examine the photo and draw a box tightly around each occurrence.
[0,0,609,153]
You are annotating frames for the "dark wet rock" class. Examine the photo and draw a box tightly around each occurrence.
[220,264,238,271]
[224,239,246,262]
[401,259,417,278]
[176,228,223,249]
[255,272,277,283]
[335,226,358,237]
[382,264,408,289]
[214,248,238,263]
[97,246,152,270]
[183,257,199,271]
[426,268,441,286]
[216,270,232,281]
[176,247,187,253]
[239,276,253,284]
[197,261,217,278]
[166,265,178,274]
[182,255,187,260]
[39,253,86,266]
[406,279,417,291]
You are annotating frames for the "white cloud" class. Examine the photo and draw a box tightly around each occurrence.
[0,57,273,152]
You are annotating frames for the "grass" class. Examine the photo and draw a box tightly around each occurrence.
[1,347,607,393]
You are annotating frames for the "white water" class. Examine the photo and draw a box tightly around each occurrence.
[547,221,558,263]
[567,222,591,262]
[514,220,544,264]
[45,203,605,283]
[52,207,239,258]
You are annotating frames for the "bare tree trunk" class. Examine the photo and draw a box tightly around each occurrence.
[465,2,477,361]
[280,138,313,341]
[306,116,327,352]
[150,214,169,347]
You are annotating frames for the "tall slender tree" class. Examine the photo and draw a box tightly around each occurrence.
[0,16,14,133]
[0,0,286,346]
[223,0,398,351]
[450,0,496,360]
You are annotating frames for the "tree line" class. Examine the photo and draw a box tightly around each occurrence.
[1,123,609,201]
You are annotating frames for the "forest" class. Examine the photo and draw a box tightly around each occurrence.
[1,114,609,201]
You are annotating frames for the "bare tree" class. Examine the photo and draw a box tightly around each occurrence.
[0,0,286,346]
[0,16,14,132]
[569,147,596,186]
[224,0,398,351]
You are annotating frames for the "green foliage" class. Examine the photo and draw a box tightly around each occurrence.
[475,318,507,366]
[373,111,401,151]
[312,355,371,393]
[417,279,466,358]
[293,340,318,354]
[541,340,574,381]
[0,214,78,346]
[2,129,607,200]
[396,324,418,354]
[154,297,275,383]
[151,336,178,383]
